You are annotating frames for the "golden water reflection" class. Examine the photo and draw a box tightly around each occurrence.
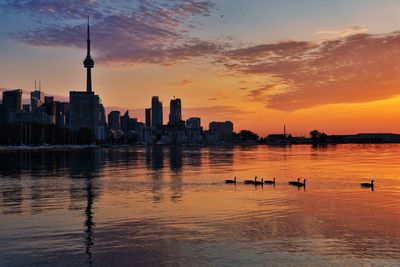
[0,145,399,266]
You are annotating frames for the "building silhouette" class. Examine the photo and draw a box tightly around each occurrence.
[145,108,151,128]
[168,98,182,126]
[151,96,163,129]
[69,18,105,140]
[30,89,44,112]
[2,89,22,123]
[186,117,201,129]
[108,111,120,130]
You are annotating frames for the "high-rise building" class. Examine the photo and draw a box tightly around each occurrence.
[209,121,234,135]
[69,18,104,140]
[31,90,44,112]
[186,117,201,129]
[2,89,22,123]
[151,96,163,128]
[145,108,151,128]
[69,91,100,133]
[168,98,182,125]
[55,101,70,126]
[121,110,130,132]
[44,96,54,104]
[108,111,121,130]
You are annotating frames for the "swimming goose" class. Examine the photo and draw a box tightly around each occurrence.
[264,177,276,184]
[296,179,306,187]
[360,180,374,188]
[288,178,300,185]
[254,178,264,186]
[225,177,236,184]
[245,176,257,184]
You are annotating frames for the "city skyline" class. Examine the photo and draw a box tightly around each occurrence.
[1,1,400,135]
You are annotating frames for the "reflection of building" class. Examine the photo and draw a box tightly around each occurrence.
[151,96,163,129]
[69,18,105,140]
[168,98,182,126]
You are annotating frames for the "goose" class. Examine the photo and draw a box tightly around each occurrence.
[288,178,300,185]
[360,180,374,188]
[264,177,276,185]
[245,176,257,184]
[225,177,237,184]
[254,178,264,186]
[296,179,306,187]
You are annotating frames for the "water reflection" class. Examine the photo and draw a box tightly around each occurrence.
[0,145,400,267]
[169,146,183,202]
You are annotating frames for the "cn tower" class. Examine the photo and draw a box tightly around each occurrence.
[83,17,94,93]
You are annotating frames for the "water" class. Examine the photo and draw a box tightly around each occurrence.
[0,145,399,266]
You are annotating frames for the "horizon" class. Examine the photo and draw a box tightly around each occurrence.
[1,0,400,136]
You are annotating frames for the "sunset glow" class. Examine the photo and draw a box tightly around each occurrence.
[1,0,400,135]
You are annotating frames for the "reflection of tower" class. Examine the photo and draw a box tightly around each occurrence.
[83,17,94,93]
[85,179,94,267]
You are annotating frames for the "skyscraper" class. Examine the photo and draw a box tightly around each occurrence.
[168,98,182,125]
[69,18,104,140]
[31,90,44,112]
[145,108,151,128]
[108,111,121,130]
[151,96,163,128]
[2,89,22,123]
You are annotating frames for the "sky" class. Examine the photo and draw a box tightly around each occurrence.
[0,0,400,136]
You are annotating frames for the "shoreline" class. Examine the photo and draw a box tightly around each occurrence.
[0,142,399,152]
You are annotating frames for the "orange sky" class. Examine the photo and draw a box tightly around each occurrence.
[0,1,400,136]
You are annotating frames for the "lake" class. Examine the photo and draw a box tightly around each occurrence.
[1,145,399,266]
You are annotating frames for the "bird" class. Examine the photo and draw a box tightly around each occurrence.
[264,177,276,185]
[245,176,257,184]
[288,178,300,185]
[225,177,236,184]
[254,178,264,186]
[360,180,374,188]
[297,179,306,187]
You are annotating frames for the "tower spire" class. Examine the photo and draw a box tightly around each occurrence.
[87,16,90,57]
[83,16,94,93]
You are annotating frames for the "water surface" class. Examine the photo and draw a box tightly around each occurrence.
[1,145,400,266]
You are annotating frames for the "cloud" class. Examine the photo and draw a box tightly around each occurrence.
[316,26,368,39]
[4,0,219,65]
[219,31,400,111]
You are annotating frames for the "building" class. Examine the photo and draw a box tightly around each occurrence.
[145,108,151,128]
[168,98,182,125]
[151,96,163,128]
[2,89,22,123]
[69,91,101,135]
[68,18,105,140]
[23,104,30,112]
[121,111,130,133]
[55,101,70,127]
[209,121,233,134]
[186,117,201,129]
[10,111,53,125]
[208,121,234,143]
[108,111,121,130]
[30,90,44,112]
